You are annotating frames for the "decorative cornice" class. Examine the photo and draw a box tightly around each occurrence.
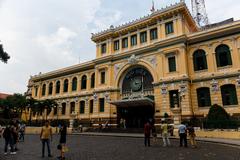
[91,1,197,42]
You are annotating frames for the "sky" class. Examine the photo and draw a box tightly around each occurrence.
[0,0,239,94]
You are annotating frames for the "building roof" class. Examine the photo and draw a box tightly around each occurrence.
[91,1,198,42]
[0,93,10,99]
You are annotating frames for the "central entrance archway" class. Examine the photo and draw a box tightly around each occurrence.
[111,66,155,128]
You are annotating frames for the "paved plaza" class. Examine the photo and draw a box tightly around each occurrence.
[0,135,240,160]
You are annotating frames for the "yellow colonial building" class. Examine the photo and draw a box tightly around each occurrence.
[27,2,240,128]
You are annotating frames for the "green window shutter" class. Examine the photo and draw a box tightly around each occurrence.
[168,56,176,72]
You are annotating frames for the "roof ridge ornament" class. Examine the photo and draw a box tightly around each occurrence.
[150,0,155,13]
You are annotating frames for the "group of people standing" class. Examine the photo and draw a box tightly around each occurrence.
[40,121,67,160]
[1,121,25,155]
[144,120,197,148]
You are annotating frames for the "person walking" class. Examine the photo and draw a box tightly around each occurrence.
[188,124,197,148]
[3,125,16,155]
[178,123,187,147]
[58,123,67,160]
[161,120,171,147]
[40,121,53,158]
[144,121,151,147]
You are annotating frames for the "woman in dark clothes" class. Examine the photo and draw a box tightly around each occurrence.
[58,123,67,160]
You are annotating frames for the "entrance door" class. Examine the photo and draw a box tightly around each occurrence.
[117,106,154,128]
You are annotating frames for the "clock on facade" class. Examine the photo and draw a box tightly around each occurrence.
[130,77,142,92]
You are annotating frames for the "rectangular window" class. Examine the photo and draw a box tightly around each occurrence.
[35,87,38,97]
[168,56,176,72]
[140,31,147,43]
[80,101,85,114]
[169,90,179,108]
[122,38,128,48]
[165,21,174,35]
[114,40,119,51]
[131,34,137,46]
[89,100,94,114]
[100,71,105,84]
[101,43,107,54]
[99,98,105,112]
[62,103,66,115]
[150,28,158,40]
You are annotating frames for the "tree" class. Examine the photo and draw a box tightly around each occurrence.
[0,93,27,119]
[206,104,232,129]
[0,44,10,63]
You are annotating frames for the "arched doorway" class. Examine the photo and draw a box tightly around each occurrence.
[113,66,155,128]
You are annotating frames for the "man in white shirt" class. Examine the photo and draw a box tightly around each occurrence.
[178,123,187,147]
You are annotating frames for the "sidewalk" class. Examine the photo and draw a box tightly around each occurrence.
[77,132,240,147]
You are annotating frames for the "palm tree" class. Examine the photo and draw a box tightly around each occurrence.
[0,43,10,63]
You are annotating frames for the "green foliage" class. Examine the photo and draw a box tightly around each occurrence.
[205,104,237,129]
[207,104,230,121]
[0,44,10,63]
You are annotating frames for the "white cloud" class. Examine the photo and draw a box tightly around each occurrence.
[0,0,240,94]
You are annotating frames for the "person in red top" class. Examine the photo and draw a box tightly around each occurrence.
[144,121,151,147]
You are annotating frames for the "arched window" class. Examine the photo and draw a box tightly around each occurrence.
[64,79,69,92]
[193,49,208,71]
[70,102,75,113]
[197,87,211,107]
[42,84,46,96]
[48,82,53,95]
[215,44,232,67]
[72,77,77,91]
[221,84,238,106]
[80,101,85,114]
[81,75,87,90]
[91,73,95,88]
[56,81,60,94]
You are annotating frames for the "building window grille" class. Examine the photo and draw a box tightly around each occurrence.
[165,21,174,35]
[193,49,208,71]
[81,75,87,90]
[140,31,147,43]
[221,84,238,106]
[131,34,137,46]
[72,77,77,91]
[114,40,119,51]
[197,87,211,107]
[101,43,107,54]
[80,101,85,114]
[215,44,232,67]
[168,56,176,72]
[122,38,128,48]
[99,98,105,112]
[150,28,158,40]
